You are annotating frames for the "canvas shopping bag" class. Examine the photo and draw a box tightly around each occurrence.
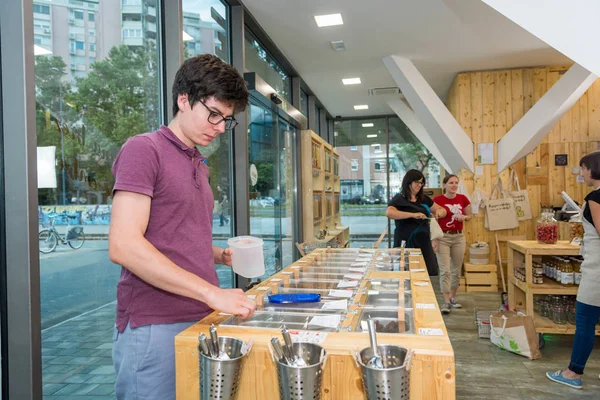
[489,310,542,360]
[508,169,532,221]
[429,218,444,240]
[485,177,519,231]
[470,186,488,215]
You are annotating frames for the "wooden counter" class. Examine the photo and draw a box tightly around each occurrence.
[175,248,455,399]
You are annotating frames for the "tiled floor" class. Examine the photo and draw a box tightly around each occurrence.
[40,284,600,399]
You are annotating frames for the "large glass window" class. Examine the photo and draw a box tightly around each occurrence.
[244,28,291,102]
[248,97,296,280]
[182,0,233,289]
[182,0,228,61]
[34,0,162,396]
[334,117,441,248]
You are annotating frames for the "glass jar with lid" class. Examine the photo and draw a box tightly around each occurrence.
[573,258,582,285]
[561,258,574,286]
[536,208,559,244]
[569,214,584,244]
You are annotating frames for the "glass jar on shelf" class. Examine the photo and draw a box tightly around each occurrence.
[569,214,584,244]
[536,208,559,244]
[539,296,550,318]
[561,258,574,286]
[573,258,582,285]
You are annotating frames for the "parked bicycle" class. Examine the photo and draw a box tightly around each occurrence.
[39,212,85,254]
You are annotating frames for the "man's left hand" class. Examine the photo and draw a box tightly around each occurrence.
[221,248,233,266]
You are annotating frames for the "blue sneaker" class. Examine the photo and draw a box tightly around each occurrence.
[546,370,582,389]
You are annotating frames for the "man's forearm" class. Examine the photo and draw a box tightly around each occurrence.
[110,235,217,303]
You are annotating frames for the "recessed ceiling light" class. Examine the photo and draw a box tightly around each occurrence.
[354,105,369,110]
[314,13,343,27]
[362,123,374,127]
[367,134,377,138]
[343,78,361,85]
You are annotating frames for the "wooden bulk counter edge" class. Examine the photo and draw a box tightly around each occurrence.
[175,248,456,400]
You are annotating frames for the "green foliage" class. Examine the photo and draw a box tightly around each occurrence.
[390,142,440,176]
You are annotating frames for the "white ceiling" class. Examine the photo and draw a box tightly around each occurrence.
[242,0,572,117]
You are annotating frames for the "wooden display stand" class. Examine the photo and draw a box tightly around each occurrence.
[175,248,455,400]
[300,130,348,247]
[464,263,498,293]
[507,240,600,336]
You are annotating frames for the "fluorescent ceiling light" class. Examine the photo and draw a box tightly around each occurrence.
[371,143,380,147]
[367,134,377,138]
[183,31,194,41]
[34,45,52,56]
[362,123,374,127]
[314,13,343,27]
[354,105,369,110]
[342,77,361,85]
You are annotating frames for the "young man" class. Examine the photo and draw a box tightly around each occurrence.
[109,54,255,400]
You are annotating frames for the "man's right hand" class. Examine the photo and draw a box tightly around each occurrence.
[206,287,256,318]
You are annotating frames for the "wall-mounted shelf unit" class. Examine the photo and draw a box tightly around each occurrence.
[301,130,348,246]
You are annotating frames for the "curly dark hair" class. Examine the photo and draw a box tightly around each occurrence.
[400,169,426,203]
[172,54,249,117]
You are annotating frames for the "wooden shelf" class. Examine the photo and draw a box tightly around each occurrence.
[509,276,579,295]
[508,240,581,256]
[534,314,600,335]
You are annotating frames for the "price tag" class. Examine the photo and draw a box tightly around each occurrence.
[360,320,369,331]
[419,328,444,336]
[281,271,293,275]
[291,266,301,269]
[337,280,359,288]
[328,289,353,298]
[411,268,425,273]
[349,267,366,273]
[290,330,328,345]
[344,273,363,280]
[309,315,341,328]
[413,281,429,287]
[370,281,382,285]
[416,303,436,309]
[256,287,270,291]
[367,290,379,295]
[409,260,421,264]
[351,262,368,267]
[271,278,282,282]
[321,299,348,310]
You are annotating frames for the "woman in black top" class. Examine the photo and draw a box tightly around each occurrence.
[386,170,446,276]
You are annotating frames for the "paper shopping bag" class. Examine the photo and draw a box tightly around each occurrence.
[489,310,541,360]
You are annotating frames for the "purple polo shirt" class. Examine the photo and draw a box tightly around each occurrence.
[111,125,217,332]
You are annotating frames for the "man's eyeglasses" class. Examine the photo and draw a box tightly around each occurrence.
[198,99,238,130]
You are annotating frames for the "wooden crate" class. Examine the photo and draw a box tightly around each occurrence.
[465,263,498,292]
[457,277,466,293]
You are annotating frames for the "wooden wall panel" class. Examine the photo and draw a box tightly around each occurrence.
[443,66,600,289]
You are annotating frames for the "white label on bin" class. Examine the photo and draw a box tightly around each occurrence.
[411,268,425,272]
[343,274,363,280]
[367,290,379,295]
[328,289,353,298]
[410,260,421,264]
[360,320,368,331]
[281,271,293,275]
[321,299,348,310]
[349,267,366,273]
[309,315,341,329]
[419,328,444,336]
[337,280,359,288]
[270,278,282,282]
[290,330,328,345]
[376,257,384,261]
[413,281,429,287]
[256,287,270,291]
[370,281,382,285]
[416,303,436,309]
[351,262,368,267]
[291,266,301,269]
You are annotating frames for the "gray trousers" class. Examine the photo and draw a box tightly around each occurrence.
[112,321,195,400]
[436,233,466,293]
